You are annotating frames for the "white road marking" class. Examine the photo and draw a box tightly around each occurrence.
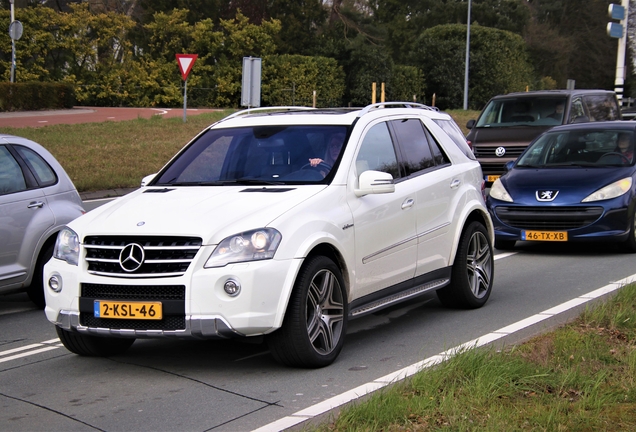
[0,339,62,364]
[252,270,636,432]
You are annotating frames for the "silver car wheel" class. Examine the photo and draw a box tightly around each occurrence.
[466,230,492,299]
[306,269,344,355]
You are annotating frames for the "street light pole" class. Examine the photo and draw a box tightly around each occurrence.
[463,0,472,110]
[10,0,15,83]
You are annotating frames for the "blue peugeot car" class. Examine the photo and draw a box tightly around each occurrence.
[487,121,636,251]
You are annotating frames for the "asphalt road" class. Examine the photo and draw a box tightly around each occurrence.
[1,239,634,431]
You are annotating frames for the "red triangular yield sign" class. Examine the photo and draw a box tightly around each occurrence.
[175,54,198,80]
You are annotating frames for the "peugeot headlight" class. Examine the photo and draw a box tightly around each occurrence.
[489,178,513,202]
[582,177,632,202]
[54,227,80,266]
[205,228,282,268]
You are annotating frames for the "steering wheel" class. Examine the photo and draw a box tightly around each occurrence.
[301,161,332,171]
[598,152,631,164]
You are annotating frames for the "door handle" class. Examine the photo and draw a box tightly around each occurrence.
[27,201,45,209]
[450,179,461,189]
[401,198,414,209]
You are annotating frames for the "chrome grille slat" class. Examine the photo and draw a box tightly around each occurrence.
[84,236,202,278]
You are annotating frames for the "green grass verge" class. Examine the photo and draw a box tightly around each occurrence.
[313,284,636,431]
[0,110,233,192]
[0,108,479,193]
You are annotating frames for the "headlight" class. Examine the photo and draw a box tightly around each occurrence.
[489,179,513,202]
[204,228,282,268]
[582,177,632,202]
[54,227,80,266]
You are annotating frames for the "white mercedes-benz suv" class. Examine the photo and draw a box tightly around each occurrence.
[44,103,494,368]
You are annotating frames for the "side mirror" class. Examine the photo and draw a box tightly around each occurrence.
[354,170,395,197]
[466,119,476,129]
[504,160,515,172]
[140,173,157,187]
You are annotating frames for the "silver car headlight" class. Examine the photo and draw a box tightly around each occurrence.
[582,177,632,202]
[204,228,282,268]
[54,227,80,266]
[489,178,513,202]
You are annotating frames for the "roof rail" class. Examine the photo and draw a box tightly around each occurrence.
[356,102,439,117]
[220,106,316,122]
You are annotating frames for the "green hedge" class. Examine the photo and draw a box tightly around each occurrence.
[0,82,76,112]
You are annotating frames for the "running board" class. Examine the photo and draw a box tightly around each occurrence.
[349,278,450,318]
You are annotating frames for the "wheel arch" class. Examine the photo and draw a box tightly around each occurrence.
[449,205,494,266]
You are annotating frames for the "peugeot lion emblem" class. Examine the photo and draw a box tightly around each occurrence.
[495,147,506,157]
[536,190,559,202]
[119,243,145,272]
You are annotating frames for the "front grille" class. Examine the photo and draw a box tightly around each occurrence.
[81,283,185,300]
[474,145,528,159]
[495,206,604,230]
[479,162,509,176]
[79,283,186,331]
[84,236,202,278]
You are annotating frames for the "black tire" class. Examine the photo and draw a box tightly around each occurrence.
[27,243,54,309]
[437,221,494,309]
[494,239,516,251]
[56,326,135,357]
[622,211,636,253]
[267,256,347,368]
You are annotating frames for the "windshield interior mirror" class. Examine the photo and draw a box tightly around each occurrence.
[355,170,395,197]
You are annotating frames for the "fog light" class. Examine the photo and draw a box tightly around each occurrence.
[48,274,62,293]
[223,279,241,297]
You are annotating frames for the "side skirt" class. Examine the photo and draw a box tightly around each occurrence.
[348,267,451,319]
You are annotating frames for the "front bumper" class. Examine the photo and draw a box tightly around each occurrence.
[488,200,632,243]
[44,252,302,339]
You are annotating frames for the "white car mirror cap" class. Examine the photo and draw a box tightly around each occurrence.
[140,173,157,187]
[355,170,395,197]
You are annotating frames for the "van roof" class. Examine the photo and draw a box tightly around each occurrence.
[493,89,616,99]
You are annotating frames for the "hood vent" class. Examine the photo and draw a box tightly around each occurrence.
[240,187,295,193]
[143,188,175,193]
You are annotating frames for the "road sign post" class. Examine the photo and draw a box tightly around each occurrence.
[607,1,629,106]
[175,54,198,122]
[241,57,262,109]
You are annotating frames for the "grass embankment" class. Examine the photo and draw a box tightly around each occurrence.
[314,283,636,431]
[0,110,232,192]
[0,108,480,193]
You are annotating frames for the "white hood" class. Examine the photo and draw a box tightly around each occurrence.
[72,186,325,244]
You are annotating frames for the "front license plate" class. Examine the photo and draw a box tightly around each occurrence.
[487,175,501,182]
[94,300,163,320]
[522,230,568,242]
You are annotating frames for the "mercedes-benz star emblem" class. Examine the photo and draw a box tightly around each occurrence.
[536,190,559,202]
[495,147,506,157]
[119,243,145,272]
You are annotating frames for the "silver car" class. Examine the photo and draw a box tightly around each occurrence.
[0,134,84,308]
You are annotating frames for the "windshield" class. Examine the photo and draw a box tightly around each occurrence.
[153,125,348,186]
[476,96,568,127]
[516,129,635,168]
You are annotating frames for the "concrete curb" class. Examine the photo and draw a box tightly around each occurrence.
[79,187,138,201]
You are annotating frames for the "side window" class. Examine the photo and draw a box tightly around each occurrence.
[433,118,475,160]
[355,122,400,178]
[425,128,451,166]
[0,146,27,195]
[14,145,57,187]
[569,98,588,123]
[390,118,434,176]
[583,95,620,121]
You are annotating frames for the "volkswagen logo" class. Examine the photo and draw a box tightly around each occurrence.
[119,243,145,272]
[536,190,559,202]
[495,147,506,157]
